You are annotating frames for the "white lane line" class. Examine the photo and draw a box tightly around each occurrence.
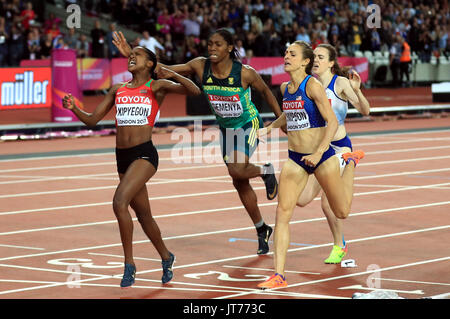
[0,273,345,299]
[0,244,45,250]
[1,193,449,238]
[0,147,449,189]
[222,265,320,275]
[88,252,160,262]
[379,278,450,287]
[2,173,450,217]
[218,256,450,299]
[0,226,447,297]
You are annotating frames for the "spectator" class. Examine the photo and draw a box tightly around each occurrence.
[76,33,90,58]
[19,2,35,30]
[0,17,9,66]
[63,27,78,50]
[183,34,198,62]
[106,23,120,58]
[8,24,24,66]
[349,16,363,55]
[279,2,295,27]
[44,12,61,33]
[162,33,175,64]
[40,33,53,59]
[46,22,61,39]
[157,8,173,35]
[183,11,200,37]
[139,30,165,55]
[26,26,40,59]
[296,26,311,43]
[370,29,381,52]
[236,38,246,60]
[389,35,402,87]
[399,37,412,87]
[171,8,185,42]
[91,20,106,58]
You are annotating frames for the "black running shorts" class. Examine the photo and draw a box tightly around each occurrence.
[115,140,159,174]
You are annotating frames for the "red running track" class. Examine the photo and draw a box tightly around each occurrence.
[0,117,449,299]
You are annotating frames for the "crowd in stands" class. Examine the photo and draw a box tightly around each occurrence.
[0,0,448,68]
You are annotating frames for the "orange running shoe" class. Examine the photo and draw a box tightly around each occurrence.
[257,273,287,289]
[342,150,365,167]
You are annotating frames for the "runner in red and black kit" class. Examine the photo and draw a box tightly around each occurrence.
[63,46,201,288]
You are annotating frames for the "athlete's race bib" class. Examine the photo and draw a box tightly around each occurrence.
[283,100,310,131]
[116,96,153,126]
[208,94,243,118]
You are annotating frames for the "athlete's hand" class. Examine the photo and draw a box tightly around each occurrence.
[112,31,132,57]
[62,94,75,110]
[349,70,361,91]
[257,125,272,143]
[155,66,176,79]
[301,152,321,168]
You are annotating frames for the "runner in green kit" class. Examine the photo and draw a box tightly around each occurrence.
[113,28,283,255]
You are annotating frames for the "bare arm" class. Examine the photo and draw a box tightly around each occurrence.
[242,65,283,118]
[113,30,204,77]
[62,84,121,127]
[154,67,201,96]
[157,57,205,78]
[337,72,370,116]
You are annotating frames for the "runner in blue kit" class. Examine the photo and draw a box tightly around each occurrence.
[257,41,365,289]
[296,44,371,264]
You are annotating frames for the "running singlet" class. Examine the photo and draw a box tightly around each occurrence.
[326,75,348,125]
[202,59,258,129]
[115,79,160,127]
[282,75,326,131]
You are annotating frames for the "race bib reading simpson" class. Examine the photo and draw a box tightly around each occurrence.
[283,99,310,131]
[208,93,244,118]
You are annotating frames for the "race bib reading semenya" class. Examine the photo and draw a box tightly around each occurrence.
[208,93,244,118]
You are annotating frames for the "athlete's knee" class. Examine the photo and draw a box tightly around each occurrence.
[227,164,246,180]
[275,205,293,224]
[232,177,250,190]
[135,211,153,225]
[112,193,129,214]
[296,197,310,208]
[333,208,349,219]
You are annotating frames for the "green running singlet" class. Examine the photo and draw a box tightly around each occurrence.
[202,59,259,129]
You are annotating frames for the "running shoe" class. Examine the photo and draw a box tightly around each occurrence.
[120,263,136,288]
[257,273,287,289]
[342,150,365,167]
[161,252,175,284]
[262,163,278,200]
[257,225,273,255]
[324,244,348,264]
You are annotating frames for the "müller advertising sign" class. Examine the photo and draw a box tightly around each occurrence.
[0,67,52,110]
